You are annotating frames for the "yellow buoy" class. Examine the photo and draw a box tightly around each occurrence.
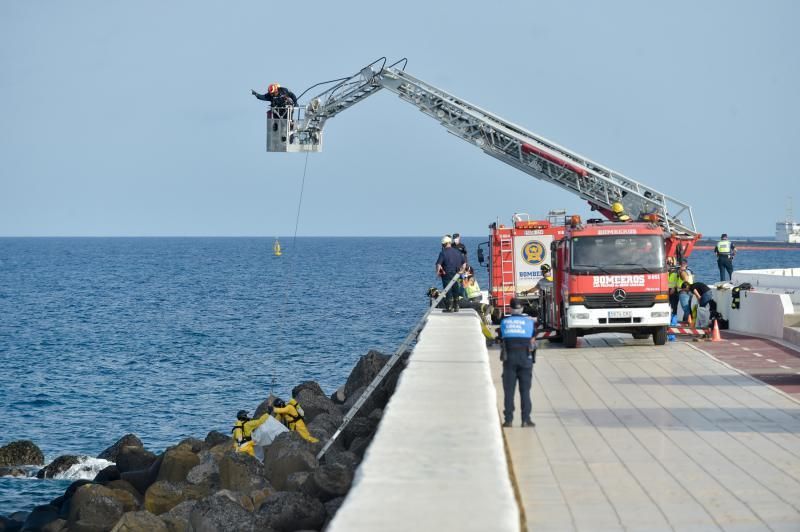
[273,238,282,256]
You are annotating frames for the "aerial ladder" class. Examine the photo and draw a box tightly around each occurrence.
[267,57,701,256]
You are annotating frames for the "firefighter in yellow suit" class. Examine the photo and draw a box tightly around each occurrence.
[270,398,319,443]
[231,410,271,456]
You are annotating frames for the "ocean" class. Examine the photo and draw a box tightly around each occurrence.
[2,236,800,513]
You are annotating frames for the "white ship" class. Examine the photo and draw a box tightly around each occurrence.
[776,218,800,243]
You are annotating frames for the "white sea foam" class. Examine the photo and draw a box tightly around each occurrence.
[0,466,38,478]
[52,457,114,480]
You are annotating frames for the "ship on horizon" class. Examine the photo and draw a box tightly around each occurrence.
[696,200,800,250]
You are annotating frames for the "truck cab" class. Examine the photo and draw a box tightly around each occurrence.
[540,217,671,347]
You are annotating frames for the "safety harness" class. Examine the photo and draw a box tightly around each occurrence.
[231,421,251,445]
[280,401,305,428]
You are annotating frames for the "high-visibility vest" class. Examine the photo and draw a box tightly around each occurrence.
[668,271,680,289]
[716,240,732,254]
[464,280,481,299]
[680,269,694,285]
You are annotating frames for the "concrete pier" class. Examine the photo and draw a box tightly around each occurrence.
[330,311,519,531]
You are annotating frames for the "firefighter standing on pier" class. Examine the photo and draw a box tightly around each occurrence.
[436,235,466,312]
[715,233,736,281]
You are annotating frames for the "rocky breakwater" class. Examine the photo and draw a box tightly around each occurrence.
[0,349,407,532]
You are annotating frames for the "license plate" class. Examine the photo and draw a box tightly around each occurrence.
[608,310,632,319]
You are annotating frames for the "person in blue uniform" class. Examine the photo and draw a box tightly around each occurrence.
[499,298,536,428]
[714,233,736,282]
[436,235,466,312]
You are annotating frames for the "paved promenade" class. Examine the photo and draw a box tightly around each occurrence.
[491,335,800,531]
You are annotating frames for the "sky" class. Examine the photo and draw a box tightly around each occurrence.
[1,0,798,237]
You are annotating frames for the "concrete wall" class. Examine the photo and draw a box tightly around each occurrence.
[329,311,519,532]
[733,269,800,306]
[714,287,794,339]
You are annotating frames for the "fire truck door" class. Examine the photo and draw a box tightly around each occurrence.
[513,235,554,294]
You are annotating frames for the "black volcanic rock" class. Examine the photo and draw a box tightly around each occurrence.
[116,446,157,474]
[254,491,325,532]
[204,430,230,448]
[0,440,44,466]
[37,455,81,479]
[97,434,143,462]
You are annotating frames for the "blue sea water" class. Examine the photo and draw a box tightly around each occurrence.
[1,236,799,513]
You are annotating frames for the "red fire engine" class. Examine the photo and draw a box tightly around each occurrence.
[479,212,698,346]
[538,216,673,346]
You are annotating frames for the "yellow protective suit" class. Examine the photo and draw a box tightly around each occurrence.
[273,399,319,443]
[232,412,271,456]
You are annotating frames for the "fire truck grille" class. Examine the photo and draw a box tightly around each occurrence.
[583,294,656,308]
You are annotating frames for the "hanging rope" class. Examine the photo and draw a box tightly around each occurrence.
[272,152,311,401]
[292,152,310,246]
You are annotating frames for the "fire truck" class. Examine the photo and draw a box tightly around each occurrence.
[539,217,672,346]
[264,57,702,346]
[475,212,565,322]
[477,212,674,346]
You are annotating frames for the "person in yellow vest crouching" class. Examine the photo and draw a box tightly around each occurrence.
[231,410,271,456]
[270,397,319,443]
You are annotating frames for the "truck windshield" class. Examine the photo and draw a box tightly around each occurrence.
[571,235,664,273]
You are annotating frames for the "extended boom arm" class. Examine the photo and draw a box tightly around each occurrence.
[267,57,699,237]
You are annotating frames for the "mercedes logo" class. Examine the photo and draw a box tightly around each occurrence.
[612,288,627,302]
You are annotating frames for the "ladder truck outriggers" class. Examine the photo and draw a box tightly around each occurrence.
[266,57,701,346]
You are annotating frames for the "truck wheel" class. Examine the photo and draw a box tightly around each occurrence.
[653,326,667,346]
[563,328,578,348]
[632,333,650,340]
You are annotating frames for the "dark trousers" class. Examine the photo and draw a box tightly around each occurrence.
[502,350,533,423]
[718,256,733,281]
[441,273,459,310]
[699,291,718,314]
[669,291,679,316]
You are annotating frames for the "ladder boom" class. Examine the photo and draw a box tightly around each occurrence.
[289,58,698,236]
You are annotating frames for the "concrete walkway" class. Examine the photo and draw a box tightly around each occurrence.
[492,335,800,531]
[330,311,519,531]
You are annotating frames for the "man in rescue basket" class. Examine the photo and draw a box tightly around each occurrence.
[252,83,298,119]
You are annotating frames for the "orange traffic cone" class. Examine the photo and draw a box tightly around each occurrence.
[710,319,722,342]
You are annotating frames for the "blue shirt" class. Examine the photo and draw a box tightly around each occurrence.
[500,315,535,338]
[500,314,536,354]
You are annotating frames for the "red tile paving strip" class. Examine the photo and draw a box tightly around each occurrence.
[688,331,800,399]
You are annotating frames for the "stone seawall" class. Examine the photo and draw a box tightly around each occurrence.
[0,349,407,532]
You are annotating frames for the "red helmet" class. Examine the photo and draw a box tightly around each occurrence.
[267,83,280,95]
